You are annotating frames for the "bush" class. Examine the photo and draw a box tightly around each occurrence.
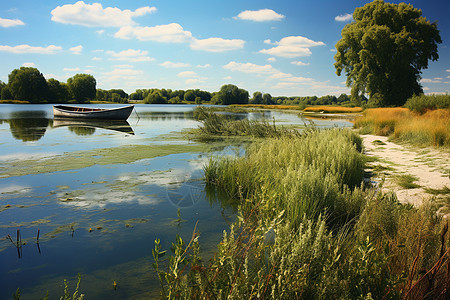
[405,94,450,114]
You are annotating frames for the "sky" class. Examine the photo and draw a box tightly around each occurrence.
[0,0,449,97]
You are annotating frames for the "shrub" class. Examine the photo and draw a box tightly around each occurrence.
[405,94,450,114]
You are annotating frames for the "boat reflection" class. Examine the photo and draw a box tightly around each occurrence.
[52,119,135,135]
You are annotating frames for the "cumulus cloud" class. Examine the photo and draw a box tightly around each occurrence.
[0,44,61,54]
[197,64,211,68]
[0,17,25,27]
[234,9,285,22]
[115,23,192,43]
[223,61,278,74]
[190,37,245,52]
[70,45,83,54]
[291,61,309,66]
[335,13,353,22]
[259,36,325,58]
[51,1,156,27]
[160,61,191,68]
[63,67,81,72]
[106,49,155,62]
[22,62,36,67]
[267,57,276,62]
[177,71,198,78]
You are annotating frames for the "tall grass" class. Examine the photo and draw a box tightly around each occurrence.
[193,106,301,139]
[303,106,363,113]
[354,108,450,147]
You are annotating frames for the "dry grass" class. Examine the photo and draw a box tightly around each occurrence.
[303,106,363,113]
[0,100,30,104]
[354,108,450,147]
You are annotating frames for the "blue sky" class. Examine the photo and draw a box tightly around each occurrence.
[0,0,449,96]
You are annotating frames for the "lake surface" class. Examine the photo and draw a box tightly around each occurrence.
[0,104,353,299]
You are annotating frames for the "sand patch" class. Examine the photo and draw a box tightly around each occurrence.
[362,134,449,207]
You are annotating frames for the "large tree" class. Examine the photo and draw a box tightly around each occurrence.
[8,67,48,103]
[334,0,441,107]
[212,84,249,105]
[67,73,96,103]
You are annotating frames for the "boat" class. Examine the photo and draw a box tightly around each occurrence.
[53,105,134,120]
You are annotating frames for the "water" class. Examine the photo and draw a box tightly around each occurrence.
[0,104,353,299]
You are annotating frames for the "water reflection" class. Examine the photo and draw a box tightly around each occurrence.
[53,119,135,135]
[7,111,50,142]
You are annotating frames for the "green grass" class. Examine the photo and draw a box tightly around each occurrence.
[393,174,421,189]
[405,94,450,114]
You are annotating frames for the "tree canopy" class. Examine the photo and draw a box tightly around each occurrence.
[67,73,96,103]
[212,84,249,105]
[7,67,48,103]
[334,0,441,107]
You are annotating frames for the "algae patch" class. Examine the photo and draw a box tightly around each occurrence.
[0,143,208,178]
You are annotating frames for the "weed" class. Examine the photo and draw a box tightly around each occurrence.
[393,175,421,189]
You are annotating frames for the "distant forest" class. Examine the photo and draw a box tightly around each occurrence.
[0,67,360,107]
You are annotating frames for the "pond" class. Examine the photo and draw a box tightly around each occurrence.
[0,104,353,299]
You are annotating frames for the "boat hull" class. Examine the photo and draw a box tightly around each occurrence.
[53,105,134,120]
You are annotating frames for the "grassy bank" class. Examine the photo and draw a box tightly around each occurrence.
[304,106,363,113]
[154,120,449,298]
[354,108,450,147]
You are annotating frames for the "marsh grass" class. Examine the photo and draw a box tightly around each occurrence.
[393,174,421,189]
[192,106,302,140]
[354,108,450,147]
[405,94,450,113]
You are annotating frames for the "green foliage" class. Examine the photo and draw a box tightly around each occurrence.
[47,78,70,103]
[334,0,442,107]
[13,274,83,300]
[405,94,450,113]
[1,85,13,100]
[8,67,48,102]
[144,91,168,104]
[67,74,96,103]
[96,89,128,103]
[211,84,249,105]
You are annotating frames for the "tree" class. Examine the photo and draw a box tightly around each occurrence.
[8,67,48,102]
[47,78,69,103]
[67,74,96,103]
[144,91,167,104]
[184,90,195,102]
[213,84,249,105]
[262,93,273,105]
[251,91,263,104]
[334,0,441,107]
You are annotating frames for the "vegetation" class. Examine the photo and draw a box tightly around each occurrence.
[334,0,442,107]
[211,84,249,105]
[405,94,450,113]
[354,107,450,147]
[66,74,96,103]
[154,126,450,299]
[192,106,301,140]
[303,106,363,113]
[7,67,48,103]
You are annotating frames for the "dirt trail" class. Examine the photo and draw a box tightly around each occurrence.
[362,134,450,207]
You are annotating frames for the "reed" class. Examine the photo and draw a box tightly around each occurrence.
[354,108,450,147]
[303,106,363,113]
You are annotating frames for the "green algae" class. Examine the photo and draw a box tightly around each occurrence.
[0,143,209,178]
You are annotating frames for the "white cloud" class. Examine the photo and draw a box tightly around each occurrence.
[259,36,325,58]
[223,61,278,74]
[0,44,62,54]
[190,37,245,52]
[114,64,133,68]
[177,71,197,78]
[335,13,353,22]
[63,67,80,72]
[0,17,25,27]
[96,29,105,35]
[186,78,202,85]
[264,39,273,45]
[115,23,192,43]
[291,61,309,66]
[160,61,191,68]
[267,57,276,62]
[106,49,154,62]
[22,62,36,67]
[105,68,143,76]
[421,78,442,83]
[70,45,83,54]
[446,69,450,72]
[92,56,102,61]
[51,1,156,27]
[197,64,211,68]
[224,76,232,80]
[234,9,285,22]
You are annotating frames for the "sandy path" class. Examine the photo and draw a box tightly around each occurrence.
[361,134,450,207]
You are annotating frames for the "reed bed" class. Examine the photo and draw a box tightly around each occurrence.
[354,107,450,147]
[155,126,449,299]
[193,106,302,139]
[233,104,301,110]
[303,106,363,113]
